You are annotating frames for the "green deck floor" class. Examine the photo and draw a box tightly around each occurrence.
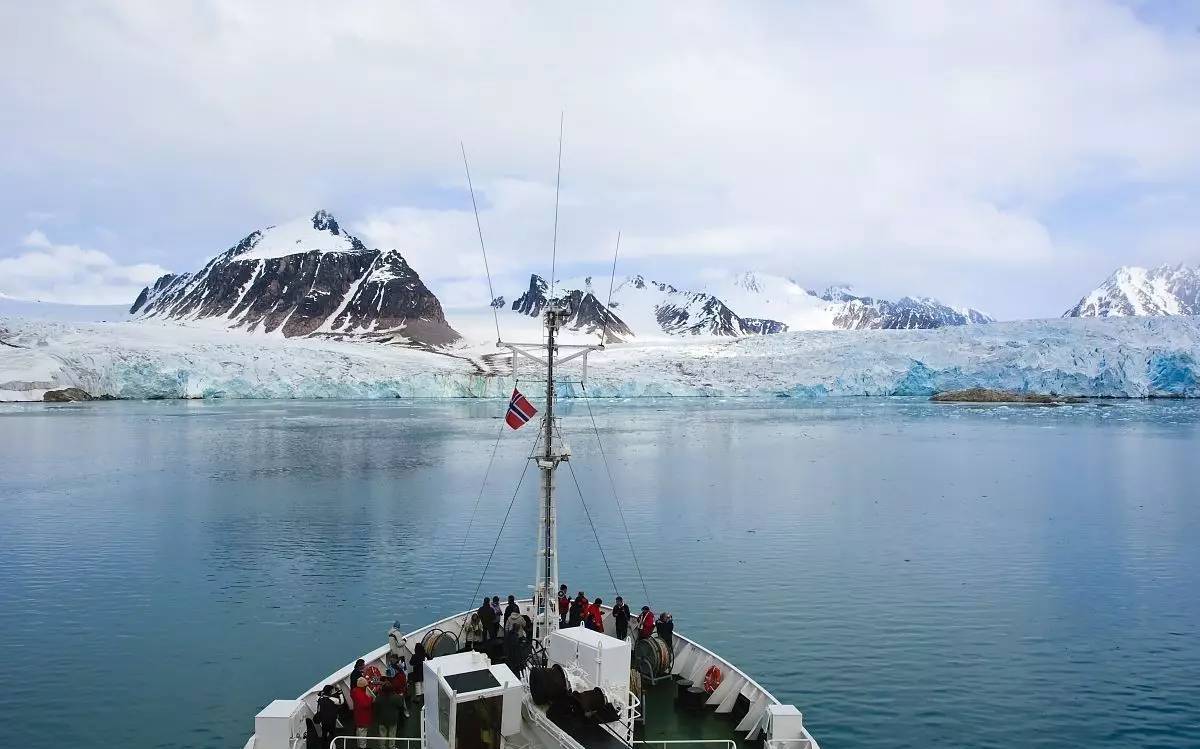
[638,680,747,748]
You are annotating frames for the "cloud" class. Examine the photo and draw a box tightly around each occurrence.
[0,231,168,304]
[0,2,1198,318]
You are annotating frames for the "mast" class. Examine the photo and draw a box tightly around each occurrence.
[532,302,564,642]
[502,307,601,644]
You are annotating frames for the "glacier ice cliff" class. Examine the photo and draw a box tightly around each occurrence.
[1,315,1198,401]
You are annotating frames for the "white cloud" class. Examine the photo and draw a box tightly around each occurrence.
[1,1,1198,318]
[0,232,168,304]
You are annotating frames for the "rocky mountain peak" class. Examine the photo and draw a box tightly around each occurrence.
[310,209,342,235]
[1065,264,1200,318]
[130,214,458,346]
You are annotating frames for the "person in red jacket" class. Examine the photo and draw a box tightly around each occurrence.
[585,597,605,632]
[557,584,570,628]
[351,677,375,748]
[637,606,655,639]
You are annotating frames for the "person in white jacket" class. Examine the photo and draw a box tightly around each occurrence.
[387,621,411,663]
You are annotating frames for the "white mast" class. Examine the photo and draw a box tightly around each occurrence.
[500,306,602,644]
[534,303,563,642]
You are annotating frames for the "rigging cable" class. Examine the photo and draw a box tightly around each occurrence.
[599,231,621,345]
[465,424,543,611]
[448,416,507,599]
[565,452,620,598]
[580,386,652,606]
[461,142,502,344]
[549,112,564,300]
[552,417,621,599]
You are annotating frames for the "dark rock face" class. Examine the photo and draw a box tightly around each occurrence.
[511,275,633,342]
[931,388,1084,404]
[512,273,786,339]
[741,317,789,335]
[818,289,992,329]
[656,292,756,336]
[512,275,552,317]
[131,211,459,346]
[43,387,94,402]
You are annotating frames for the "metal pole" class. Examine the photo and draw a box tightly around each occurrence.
[536,307,559,641]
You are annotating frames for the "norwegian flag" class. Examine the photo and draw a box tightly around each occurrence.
[505,388,538,430]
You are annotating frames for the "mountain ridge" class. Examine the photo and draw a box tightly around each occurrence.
[1064,264,1200,318]
[130,210,459,346]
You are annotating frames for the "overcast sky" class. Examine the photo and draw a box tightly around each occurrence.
[2,1,1198,319]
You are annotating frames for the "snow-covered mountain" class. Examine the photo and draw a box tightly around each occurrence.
[813,287,994,329]
[494,271,990,343]
[705,272,993,330]
[507,274,788,341]
[131,210,459,346]
[1064,264,1200,318]
[509,274,633,341]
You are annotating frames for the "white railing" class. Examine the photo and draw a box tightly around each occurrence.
[330,736,423,749]
[522,698,585,749]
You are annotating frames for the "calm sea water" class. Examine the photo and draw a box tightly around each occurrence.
[1,398,1198,749]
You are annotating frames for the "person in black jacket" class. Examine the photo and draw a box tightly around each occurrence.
[611,596,631,640]
[316,684,344,747]
[655,612,675,653]
[409,643,428,703]
[504,594,520,622]
[568,592,585,628]
[349,660,365,691]
[477,598,496,646]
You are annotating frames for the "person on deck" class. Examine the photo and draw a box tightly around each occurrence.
[463,612,484,652]
[478,598,497,646]
[351,677,375,749]
[316,685,344,747]
[568,592,585,627]
[637,606,655,640]
[385,654,410,718]
[350,659,366,691]
[655,611,675,652]
[585,597,604,632]
[557,584,570,628]
[387,622,411,663]
[504,614,529,676]
[409,643,429,703]
[374,681,405,749]
[490,597,503,639]
[612,596,631,640]
[504,594,520,622]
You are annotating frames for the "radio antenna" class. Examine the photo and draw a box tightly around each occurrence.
[549,112,564,300]
[460,142,501,344]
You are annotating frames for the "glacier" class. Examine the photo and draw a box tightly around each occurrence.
[2,313,1199,401]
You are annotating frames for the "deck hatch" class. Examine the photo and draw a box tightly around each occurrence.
[444,668,500,693]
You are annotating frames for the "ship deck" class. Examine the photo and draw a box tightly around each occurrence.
[327,677,748,749]
[253,602,819,749]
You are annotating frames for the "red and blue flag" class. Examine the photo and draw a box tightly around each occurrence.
[505,388,538,430]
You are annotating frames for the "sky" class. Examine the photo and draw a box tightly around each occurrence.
[1,1,1198,320]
